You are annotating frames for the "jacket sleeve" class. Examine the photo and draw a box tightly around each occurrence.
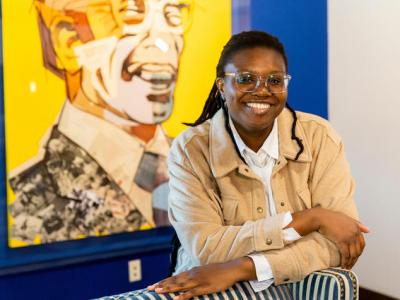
[168,145,286,266]
[263,232,340,284]
[265,133,358,284]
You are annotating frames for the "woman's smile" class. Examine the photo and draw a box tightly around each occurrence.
[245,101,271,114]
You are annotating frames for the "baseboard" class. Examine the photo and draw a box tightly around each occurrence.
[360,287,398,300]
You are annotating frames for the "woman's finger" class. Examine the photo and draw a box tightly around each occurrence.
[351,237,362,269]
[147,283,158,291]
[154,277,174,287]
[156,279,198,293]
[152,276,180,292]
[359,233,366,251]
[339,243,350,269]
[355,235,362,256]
[173,288,203,300]
[347,241,358,269]
[358,222,370,233]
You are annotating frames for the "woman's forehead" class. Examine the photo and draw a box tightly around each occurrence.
[225,47,286,73]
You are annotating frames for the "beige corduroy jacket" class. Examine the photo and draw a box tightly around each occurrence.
[167,108,358,285]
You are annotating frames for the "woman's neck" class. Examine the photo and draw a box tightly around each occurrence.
[234,121,273,153]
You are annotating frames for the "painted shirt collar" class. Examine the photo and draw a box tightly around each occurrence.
[57,100,170,194]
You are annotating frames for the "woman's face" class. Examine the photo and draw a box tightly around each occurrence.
[218,47,288,137]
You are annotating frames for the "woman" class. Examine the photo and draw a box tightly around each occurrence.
[148,31,368,300]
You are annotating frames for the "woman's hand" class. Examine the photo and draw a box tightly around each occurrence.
[147,257,256,300]
[316,208,368,269]
[288,207,369,270]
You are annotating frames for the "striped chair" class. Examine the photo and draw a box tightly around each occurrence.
[96,268,358,300]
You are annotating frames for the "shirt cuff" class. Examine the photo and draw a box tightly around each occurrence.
[249,278,274,292]
[247,254,274,292]
[282,212,302,244]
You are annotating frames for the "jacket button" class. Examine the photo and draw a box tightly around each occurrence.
[266,238,272,245]
[257,207,263,213]
[280,202,285,206]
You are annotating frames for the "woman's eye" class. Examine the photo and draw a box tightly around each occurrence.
[164,5,182,27]
[237,74,256,84]
[268,75,284,85]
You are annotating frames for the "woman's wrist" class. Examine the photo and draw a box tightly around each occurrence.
[311,206,326,232]
[227,257,257,282]
[289,207,325,236]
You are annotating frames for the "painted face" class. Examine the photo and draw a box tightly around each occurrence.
[219,47,288,137]
[73,0,185,124]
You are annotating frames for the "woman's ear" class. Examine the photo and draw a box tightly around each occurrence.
[215,78,225,100]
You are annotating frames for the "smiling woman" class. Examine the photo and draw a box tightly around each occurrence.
[146,31,369,299]
[216,47,288,151]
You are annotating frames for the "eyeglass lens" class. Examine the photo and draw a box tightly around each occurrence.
[235,72,289,93]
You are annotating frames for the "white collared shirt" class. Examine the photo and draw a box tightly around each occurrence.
[228,117,301,291]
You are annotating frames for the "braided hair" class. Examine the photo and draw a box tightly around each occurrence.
[186,30,304,160]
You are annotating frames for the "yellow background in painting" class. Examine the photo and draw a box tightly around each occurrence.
[2,0,231,247]
[162,1,231,137]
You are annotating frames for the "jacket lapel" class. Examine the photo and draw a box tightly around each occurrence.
[209,109,243,178]
[277,108,312,163]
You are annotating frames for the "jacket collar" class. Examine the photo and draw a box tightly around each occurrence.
[209,109,243,178]
[277,108,312,163]
[209,108,312,178]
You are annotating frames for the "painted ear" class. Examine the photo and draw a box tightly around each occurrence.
[49,15,83,73]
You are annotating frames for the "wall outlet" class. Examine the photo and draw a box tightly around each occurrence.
[128,259,142,282]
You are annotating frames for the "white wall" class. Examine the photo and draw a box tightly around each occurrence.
[328,0,400,298]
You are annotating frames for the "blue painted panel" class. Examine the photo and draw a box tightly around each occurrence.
[0,249,171,300]
[251,0,328,118]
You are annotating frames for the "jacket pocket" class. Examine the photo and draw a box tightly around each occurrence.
[297,187,312,209]
[222,199,239,225]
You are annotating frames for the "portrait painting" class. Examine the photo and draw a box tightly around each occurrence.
[2,0,231,247]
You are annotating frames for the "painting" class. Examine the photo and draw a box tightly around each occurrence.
[2,0,231,247]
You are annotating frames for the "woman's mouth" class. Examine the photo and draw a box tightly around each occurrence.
[245,102,271,114]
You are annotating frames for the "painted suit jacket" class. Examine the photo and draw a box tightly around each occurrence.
[9,103,170,245]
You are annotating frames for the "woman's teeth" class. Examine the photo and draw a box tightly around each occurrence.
[246,102,271,113]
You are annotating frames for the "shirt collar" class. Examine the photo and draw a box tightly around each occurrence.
[228,117,279,160]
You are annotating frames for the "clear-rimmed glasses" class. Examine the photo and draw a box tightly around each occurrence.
[224,71,291,93]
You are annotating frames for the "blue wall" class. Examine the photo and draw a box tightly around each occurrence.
[251,0,328,118]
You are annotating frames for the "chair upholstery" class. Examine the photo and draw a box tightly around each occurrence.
[96,268,358,300]
[288,268,358,299]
